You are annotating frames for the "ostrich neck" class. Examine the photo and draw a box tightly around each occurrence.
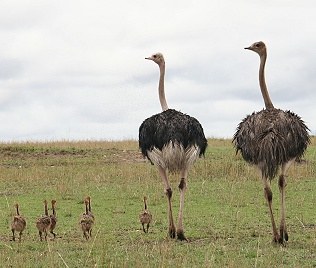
[86,203,89,214]
[144,201,147,210]
[52,204,56,216]
[16,206,20,216]
[44,203,48,216]
[259,53,274,109]
[158,63,169,111]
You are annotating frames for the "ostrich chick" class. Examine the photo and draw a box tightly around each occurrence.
[139,196,152,233]
[49,200,57,238]
[36,200,52,241]
[79,199,94,240]
[11,203,27,242]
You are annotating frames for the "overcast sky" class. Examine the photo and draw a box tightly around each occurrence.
[0,0,315,142]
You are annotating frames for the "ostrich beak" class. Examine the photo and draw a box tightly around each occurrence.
[145,57,152,60]
[244,46,251,50]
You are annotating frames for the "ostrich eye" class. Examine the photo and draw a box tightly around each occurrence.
[255,43,260,48]
[153,55,157,58]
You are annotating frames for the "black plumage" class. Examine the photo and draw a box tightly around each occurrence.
[139,109,207,165]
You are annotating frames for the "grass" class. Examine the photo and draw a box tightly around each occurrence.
[0,137,315,267]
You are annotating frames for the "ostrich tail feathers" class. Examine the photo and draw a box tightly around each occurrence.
[147,141,200,173]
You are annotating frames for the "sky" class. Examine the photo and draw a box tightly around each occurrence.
[0,0,315,142]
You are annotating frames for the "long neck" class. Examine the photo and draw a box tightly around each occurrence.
[259,53,274,109]
[144,199,147,210]
[16,205,20,216]
[88,201,92,212]
[52,203,56,216]
[85,202,89,214]
[44,202,48,216]
[158,62,169,111]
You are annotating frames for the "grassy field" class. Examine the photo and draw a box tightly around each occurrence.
[0,138,315,267]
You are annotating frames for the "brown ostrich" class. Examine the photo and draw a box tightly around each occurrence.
[11,203,27,242]
[49,200,57,238]
[35,200,52,241]
[79,199,94,240]
[233,41,310,245]
[139,196,152,233]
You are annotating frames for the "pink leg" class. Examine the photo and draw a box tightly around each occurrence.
[278,159,295,245]
[176,169,189,241]
[157,166,176,238]
[177,176,188,241]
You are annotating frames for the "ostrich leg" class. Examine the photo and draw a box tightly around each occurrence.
[263,177,279,243]
[177,176,188,241]
[157,166,176,238]
[279,158,295,245]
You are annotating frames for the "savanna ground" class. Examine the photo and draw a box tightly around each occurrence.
[0,138,315,267]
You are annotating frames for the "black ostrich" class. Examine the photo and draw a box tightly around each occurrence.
[139,52,207,241]
[233,41,310,245]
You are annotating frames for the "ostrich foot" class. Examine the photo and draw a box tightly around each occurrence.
[168,226,176,239]
[272,234,280,244]
[177,229,188,241]
[278,228,288,246]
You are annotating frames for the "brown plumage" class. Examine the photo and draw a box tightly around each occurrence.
[233,41,310,245]
[36,200,52,241]
[11,203,26,242]
[139,196,152,233]
[79,199,94,240]
[49,200,57,238]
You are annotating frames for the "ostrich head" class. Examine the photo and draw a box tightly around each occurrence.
[145,52,165,65]
[51,200,56,205]
[43,200,48,205]
[245,41,266,57]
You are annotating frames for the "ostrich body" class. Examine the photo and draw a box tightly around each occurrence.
[49,200,57,238]
[36,200,52,241]
[79,199,94,240]
[139,52,207,241]
[233,41,310,245]
[139,196,152,233]
[11,203,26,242]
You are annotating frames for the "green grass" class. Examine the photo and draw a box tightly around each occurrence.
[0,138,315,267]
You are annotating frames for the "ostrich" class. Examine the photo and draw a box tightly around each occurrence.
[79,199,94,240]
[233,41,310,245]
[11,203,26,242]
[36,200,52,241]
[139,52,207,241]
[139,196,152,233]
[49,200,57,238]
